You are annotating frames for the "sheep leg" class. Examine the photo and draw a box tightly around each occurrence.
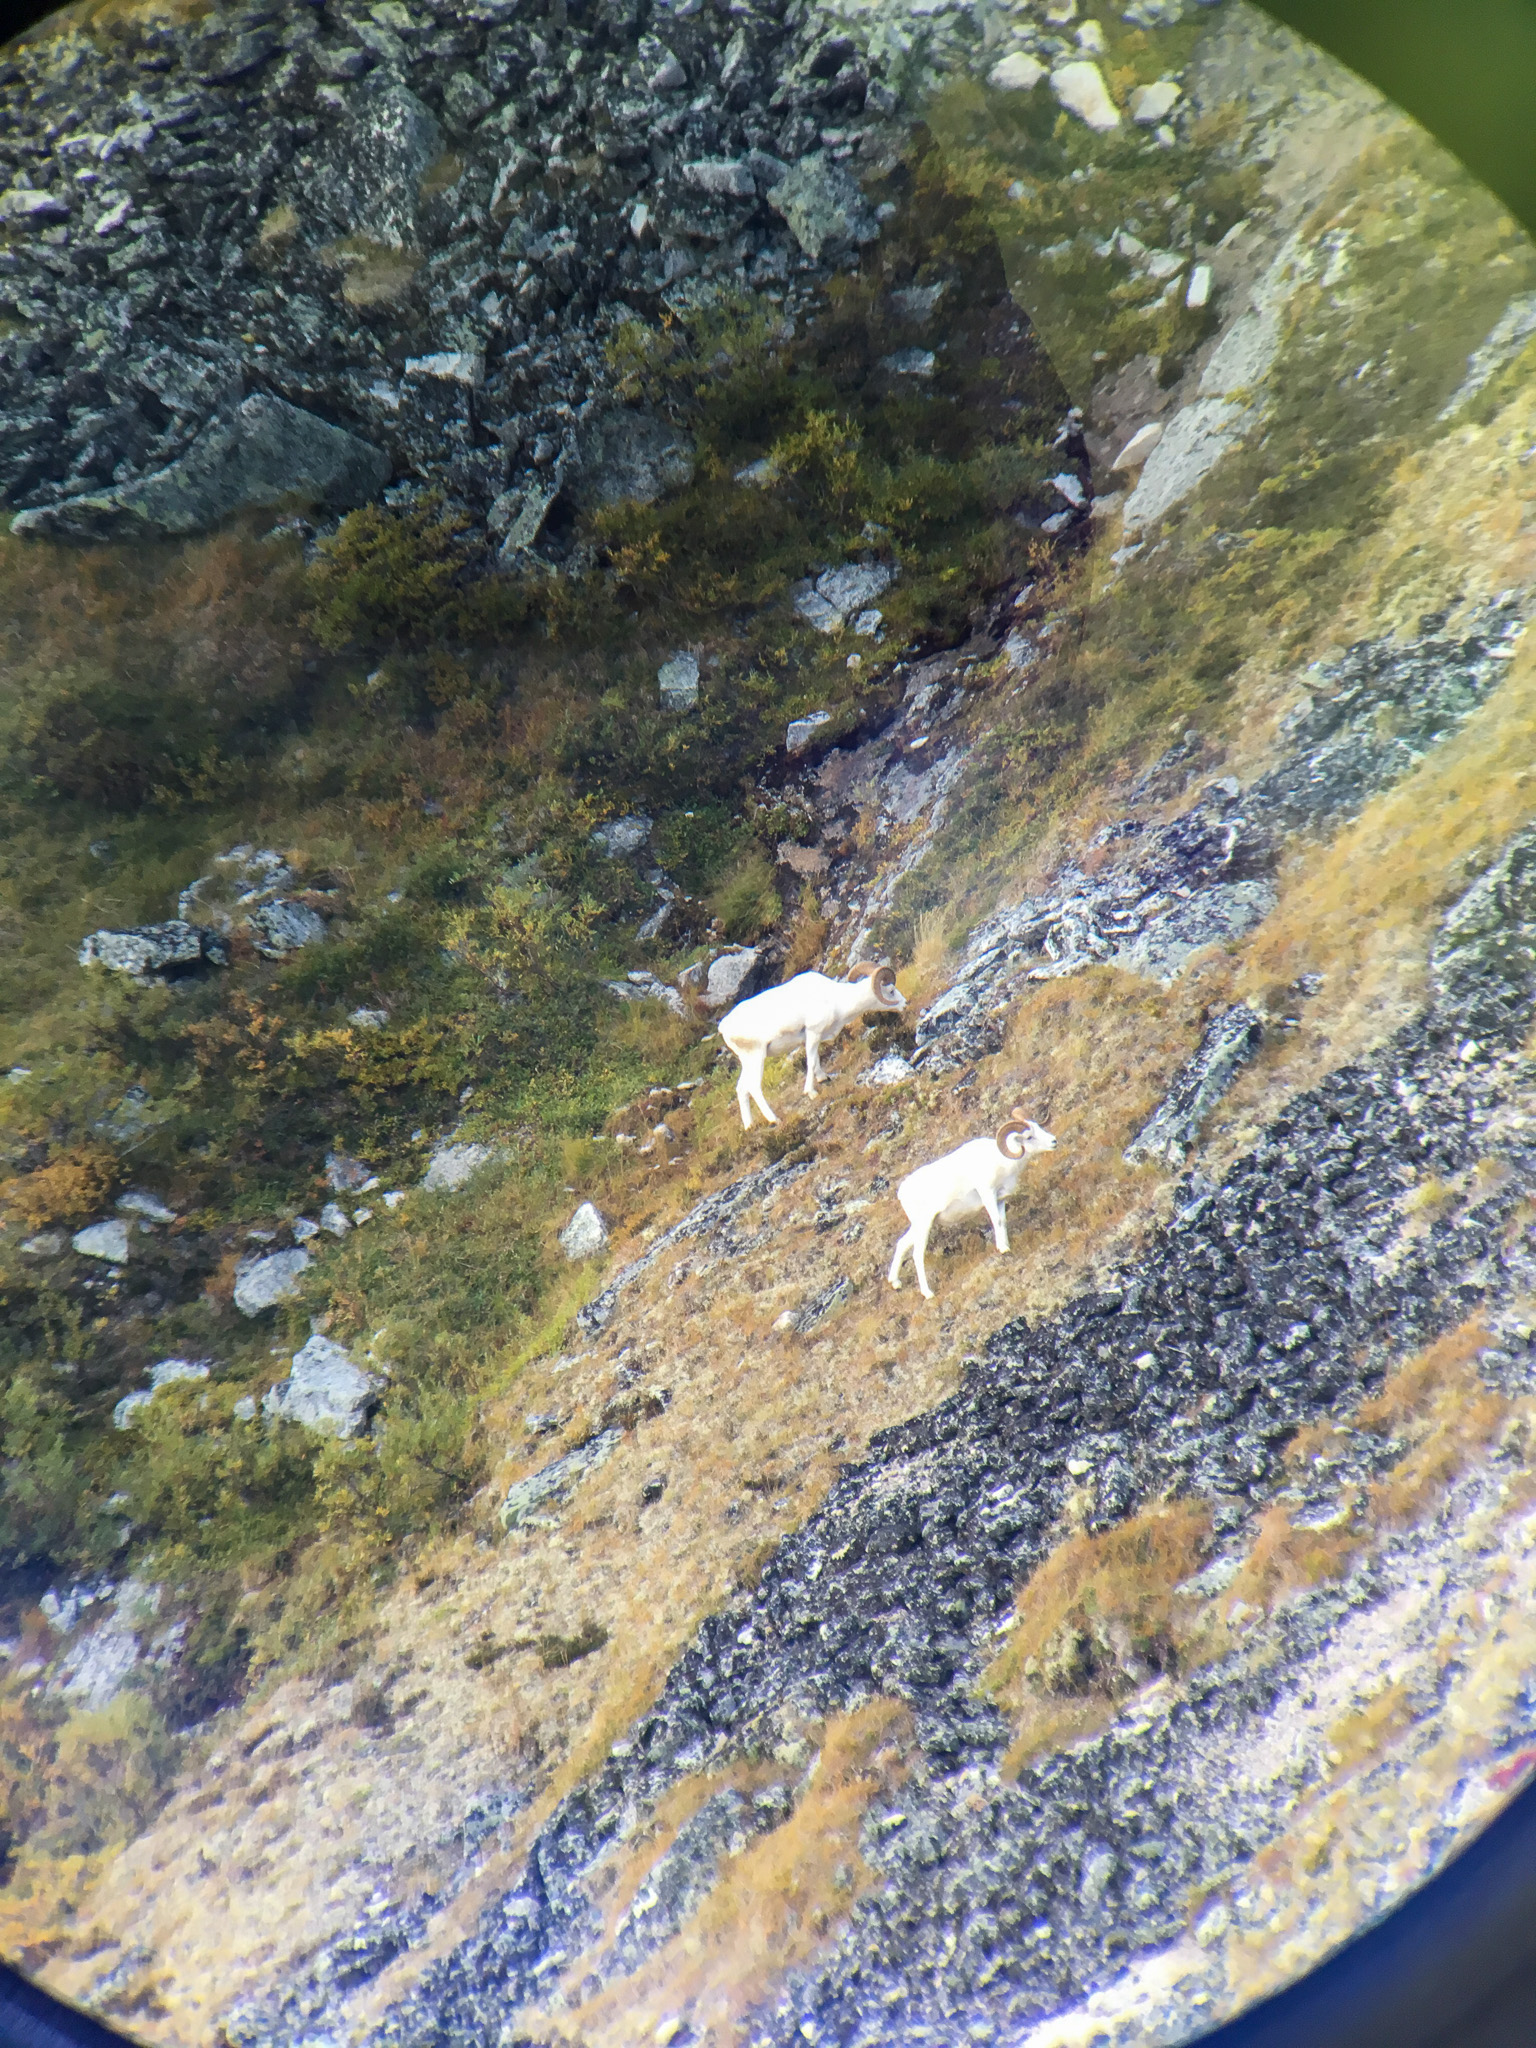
[803,1026,822,1097]
[980,1187,1010,1254]
[737,1048,778,1128]
[888,1227,913,1290]
[912,1218,936,1300]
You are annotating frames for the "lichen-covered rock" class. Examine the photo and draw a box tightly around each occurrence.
[767,152,879,261]
[1124,1004,1266,1167]
[304,73,445,254]
[558,1203,610,1260]
[421,1142,496,1193]
[113,1359,210,1430]
[12,394,390,541]
[498,1429,623,1532]
[263,1332,381,1439]
[567,408,695,511]
[244,898,328,958]
[1432,824,1536,1035]
[73,1219,131,1263]
[78,921,229,979]
[233,1246,312,1316]
[590,815,653,859]
[657,652,701,710]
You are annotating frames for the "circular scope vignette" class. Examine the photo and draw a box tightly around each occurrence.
[1,2,1535,2045]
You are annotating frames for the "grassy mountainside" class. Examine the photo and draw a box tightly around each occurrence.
[2,1,1536,2044]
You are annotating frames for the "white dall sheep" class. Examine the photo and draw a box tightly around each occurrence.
[888,1114,1057,1299]
[718,964,906,1128]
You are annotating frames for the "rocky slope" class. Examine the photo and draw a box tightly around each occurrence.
[5,1,1536,2045]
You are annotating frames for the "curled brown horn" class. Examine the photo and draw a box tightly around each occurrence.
[849,961,900,1002]
[996,1116,1031,1158]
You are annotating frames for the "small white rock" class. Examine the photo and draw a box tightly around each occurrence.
[73,1219,130,1263]
[115,1189,176,1223]
[320,1202,352,1237]
[233,1246,312,1316]
[987,51,1045,91]
[1112,421,1163,471]
[1185,262,1212,310]
[657,652,700,710]
[559,1202,610,1260]
[421,1141,496,1192]
[787,710,833,754]
[1050,60,1121,131]
[1129,78,1181,124]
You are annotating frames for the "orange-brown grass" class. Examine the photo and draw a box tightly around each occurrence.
[1324,1680,1416,1780]
[1217,1504,1366,1627]
[1203,1321,1502,1625]
[525,1700,914,2048]
[981,1500,1210,1775]
[0,1142,117,1230]
[1358,1318,1506,1528]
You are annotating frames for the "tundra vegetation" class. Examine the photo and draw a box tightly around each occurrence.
[2,4,1536,2040]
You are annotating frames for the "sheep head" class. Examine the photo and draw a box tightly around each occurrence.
[997,1113,1056,1159]
[848,961,906,1011]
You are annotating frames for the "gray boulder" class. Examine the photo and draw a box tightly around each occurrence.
[14,395,390,542]
[263,1333,381,1439]
[245,899,328,958]
[591,815,653,859]
[658,652,701,710]
[305,74,444,252]
[559,1202,610,1260]
[766,153,879,261]
[421,1141,496,1192]
[1124,1004,1265,1168]
[606,971,687,1019]
[113,1359,210,1430]
[794,560,895,633]
[499,1428,622,1532]
[178,846,293,931]
[73,1219,131,1264]
[1433,824,1536,1035]
[1110,882,1277,985]
[79,921,229,979]
[787,710,834,754]
[233,1246,312,1316]
[705,948,761,1009]
[568,408,695,511]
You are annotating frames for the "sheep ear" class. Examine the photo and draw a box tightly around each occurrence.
[996,1118,1030,1157]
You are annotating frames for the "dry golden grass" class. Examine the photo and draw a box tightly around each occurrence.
[527,1701,914,2048]
[983,1500,1210,1774]
[318,240,425,312]
[0,1143,116,1230]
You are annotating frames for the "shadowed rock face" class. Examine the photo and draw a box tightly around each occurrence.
[11,393,392,539]
[0,0,915,542]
